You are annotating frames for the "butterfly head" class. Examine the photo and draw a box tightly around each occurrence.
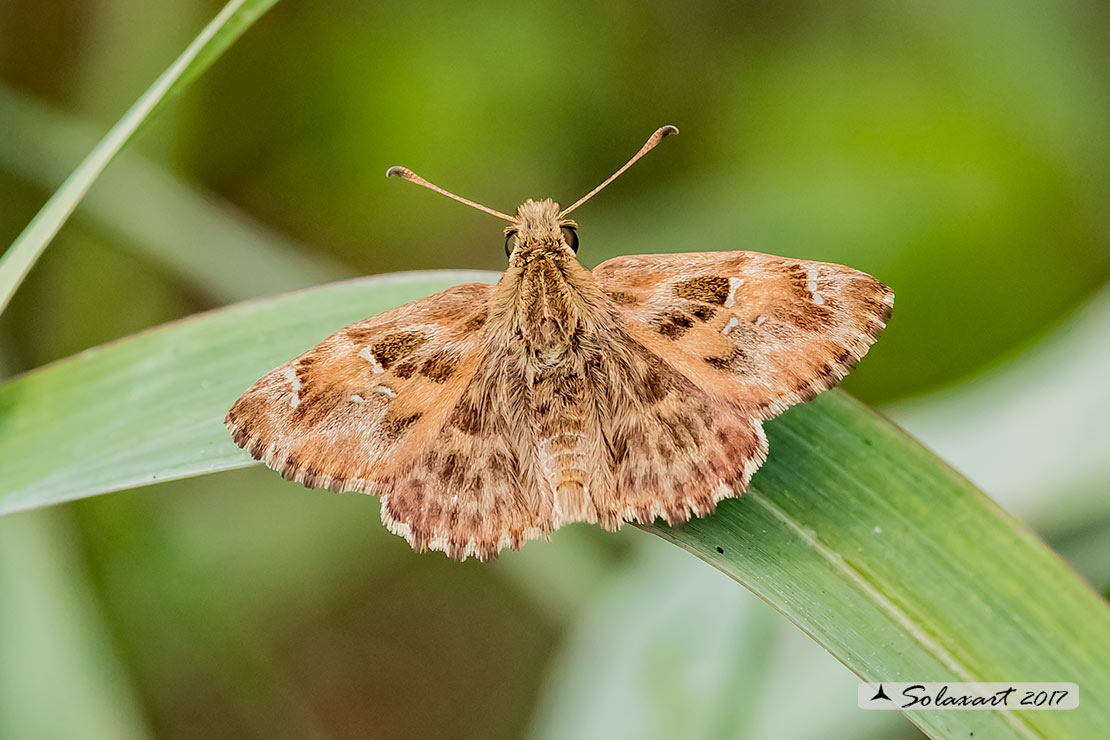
[504,199,578,263]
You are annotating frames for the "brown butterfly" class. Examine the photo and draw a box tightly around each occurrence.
[226,126,893,560]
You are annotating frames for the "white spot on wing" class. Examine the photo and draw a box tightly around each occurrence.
[377,385,396,398]
[359,347,385,374]
[755,315,767,326]
[722,317,739,335]
[805,267,824,306]
[724,277,744,307]
[350,394,365,402]
[284,367,301,408]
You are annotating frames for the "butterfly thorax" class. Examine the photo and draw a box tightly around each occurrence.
[492,199,614,364]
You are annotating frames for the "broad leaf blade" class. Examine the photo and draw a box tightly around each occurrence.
[0,270,1107,739]
[0,0,280,314]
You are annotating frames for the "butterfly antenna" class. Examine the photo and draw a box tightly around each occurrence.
[385,166,515,222]
[559,125,678,218]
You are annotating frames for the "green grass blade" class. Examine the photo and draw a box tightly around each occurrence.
[652,392,1110,739]
[0,84,351,303]
[0,271,1107,739]
[0,0,280,315]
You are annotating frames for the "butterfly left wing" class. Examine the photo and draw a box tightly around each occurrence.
[593,250,893,418]
[225,282,493,492]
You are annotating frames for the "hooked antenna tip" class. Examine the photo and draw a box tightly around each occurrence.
[382,164,515,221]
[558,124,681,217]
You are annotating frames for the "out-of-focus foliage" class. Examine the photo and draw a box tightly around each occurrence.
[1,0,1107,738]
[0,0,279,314]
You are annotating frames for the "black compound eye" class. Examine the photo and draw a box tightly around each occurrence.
[560,225,579,254]
[504,230,517,258]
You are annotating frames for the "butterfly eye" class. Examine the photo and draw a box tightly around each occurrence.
[504,230,517,258]
[561,225,579,254]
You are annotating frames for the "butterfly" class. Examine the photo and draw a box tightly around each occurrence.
[226,126,893,560]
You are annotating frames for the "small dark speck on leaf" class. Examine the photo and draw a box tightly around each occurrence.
[716,546,724,554]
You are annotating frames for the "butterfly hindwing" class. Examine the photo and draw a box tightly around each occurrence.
[586,336,768,525]
[375,324,769,560]
[377,347,553,560]
[593,250,894,418]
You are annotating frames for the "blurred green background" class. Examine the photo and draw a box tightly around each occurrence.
[1,1,1108,739]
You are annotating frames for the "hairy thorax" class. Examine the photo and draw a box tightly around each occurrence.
[513,254,588,356]
[491,199,616,365]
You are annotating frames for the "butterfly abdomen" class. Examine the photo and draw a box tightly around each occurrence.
[529,362,605,525]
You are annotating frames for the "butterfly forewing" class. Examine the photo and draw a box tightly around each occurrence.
[226,282,492,491]
[593,250,894,418]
